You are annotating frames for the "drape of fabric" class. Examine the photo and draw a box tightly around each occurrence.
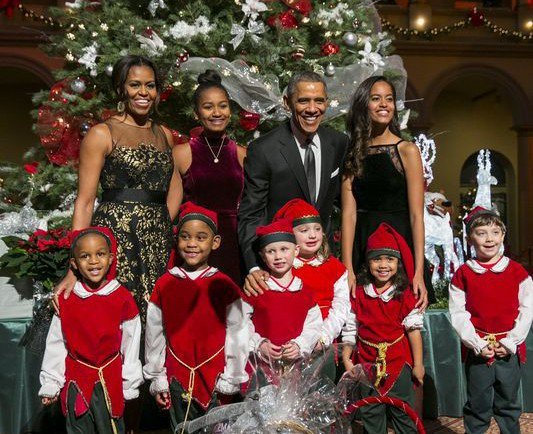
[181,135,244,284]
[92,118,173,317]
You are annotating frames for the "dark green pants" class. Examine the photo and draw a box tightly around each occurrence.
[168,379,219,432]
[65,382,125,434]
[359,366,417,434]
[464,352,522,434]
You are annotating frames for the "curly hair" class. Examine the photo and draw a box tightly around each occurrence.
[357,258,409,299]
[344,76,401,178]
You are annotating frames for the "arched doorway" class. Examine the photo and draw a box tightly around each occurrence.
[425,69,521,252]
[0,66,48,162]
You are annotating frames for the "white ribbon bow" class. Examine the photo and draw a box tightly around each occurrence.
[230,20,266,49]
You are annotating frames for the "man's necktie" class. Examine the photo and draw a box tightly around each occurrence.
[304,140,316,205]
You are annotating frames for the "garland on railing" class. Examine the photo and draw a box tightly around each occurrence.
[17,3,62,28]
[381,8,533,42]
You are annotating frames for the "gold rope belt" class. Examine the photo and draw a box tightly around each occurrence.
[73,353,121,434]
[358,334,405,388]
[475,328,509,348]
[168,345,224,434]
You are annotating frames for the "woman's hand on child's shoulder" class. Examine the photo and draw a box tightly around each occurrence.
[347,268,356,298]
[243,269,270,296]
[155,391,171,410]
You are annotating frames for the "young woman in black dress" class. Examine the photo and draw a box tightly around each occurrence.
[341,75,433,308]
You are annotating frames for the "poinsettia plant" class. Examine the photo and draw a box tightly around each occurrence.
[0,228,71,292]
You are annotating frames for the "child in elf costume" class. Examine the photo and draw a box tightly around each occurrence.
[449,206,533,434]
[143,202,245,431]
[230,219,322,384]
[273,199,350,379]
[342,223,424,434]
[39,227,142,434]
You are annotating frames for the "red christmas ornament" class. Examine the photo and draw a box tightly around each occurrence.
[0,0,21,18]
[239,110,261,131]
[267,10,298,29]
[170,129,189,146]
[468,7,485,27]
[293,0,312,16]
[160,85,173,102]
[23,162,40,175]
[321,41,340,56]
[49,80,69,104]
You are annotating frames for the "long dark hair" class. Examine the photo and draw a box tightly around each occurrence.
[112,55,162,111]
[344,76,401,178]
[358,257,409,298]
[192,69,230,112]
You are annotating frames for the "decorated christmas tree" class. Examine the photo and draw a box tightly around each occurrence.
[1,0,410,285]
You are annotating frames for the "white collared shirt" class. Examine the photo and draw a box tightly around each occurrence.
[290,119,321,202]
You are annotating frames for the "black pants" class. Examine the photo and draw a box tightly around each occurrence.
[359,366,417,434]
[464,352,522,434]
[168,379,219,432]
[65,382,125,434]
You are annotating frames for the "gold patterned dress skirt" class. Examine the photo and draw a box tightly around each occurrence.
[92,119,174,320]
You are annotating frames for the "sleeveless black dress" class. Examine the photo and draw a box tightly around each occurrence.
[351,141,435,302]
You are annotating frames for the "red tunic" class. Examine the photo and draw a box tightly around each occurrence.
[242,281,317,346]
[150,269,241,409]
[58,283,138,417]
[352,285,417,395]
[451,258,529,363]
[293,256,346,319]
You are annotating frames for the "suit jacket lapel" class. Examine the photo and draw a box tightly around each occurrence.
[278,123,311,203]
[316,126,335,207]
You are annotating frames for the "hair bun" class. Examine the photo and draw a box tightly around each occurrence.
[197,69,222,86]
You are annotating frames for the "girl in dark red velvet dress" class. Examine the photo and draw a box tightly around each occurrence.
[173,70,246,284]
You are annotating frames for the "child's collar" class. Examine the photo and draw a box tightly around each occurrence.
[466,256,509,274]
[267,275,303,292]
[73,279,120,299]
[363,283,396,302]
[293,255,324,269]
[168,266,218,280]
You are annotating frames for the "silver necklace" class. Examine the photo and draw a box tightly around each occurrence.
[204,135,225,163]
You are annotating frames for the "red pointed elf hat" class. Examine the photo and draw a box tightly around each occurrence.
[273,198,321,227]
[366,223,414,282]
[256,218,296,249]
[177,201,218,234]
[463,206,499,234]
[70,226,118,280]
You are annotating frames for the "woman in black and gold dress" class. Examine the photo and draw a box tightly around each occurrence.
[341,75,434,308]
[55,55,182,316]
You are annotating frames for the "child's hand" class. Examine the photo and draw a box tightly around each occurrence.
[281,341,301,361]
[314,340,325,353]
[155,391,171,410]
[259,340,282,360]
[480,345,495,359]
[494,342,510,358]
[41,396,58,406]
[343,358,355,376]
[412,364,425,386]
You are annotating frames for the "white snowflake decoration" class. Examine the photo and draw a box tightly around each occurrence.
[78,42,99,76]
[358,41,385,71]
[241,0,268,22]
[316,2,353,26]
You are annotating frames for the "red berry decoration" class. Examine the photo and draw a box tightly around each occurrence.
[293,0,312,16]
[179,50,189,63]
[239,110,261,131]
[468,7,485,27]
[321,41,340,56]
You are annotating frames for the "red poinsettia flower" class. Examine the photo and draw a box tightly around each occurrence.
[23,161,40,175]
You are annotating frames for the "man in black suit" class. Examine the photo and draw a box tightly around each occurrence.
[238,71,349,293]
